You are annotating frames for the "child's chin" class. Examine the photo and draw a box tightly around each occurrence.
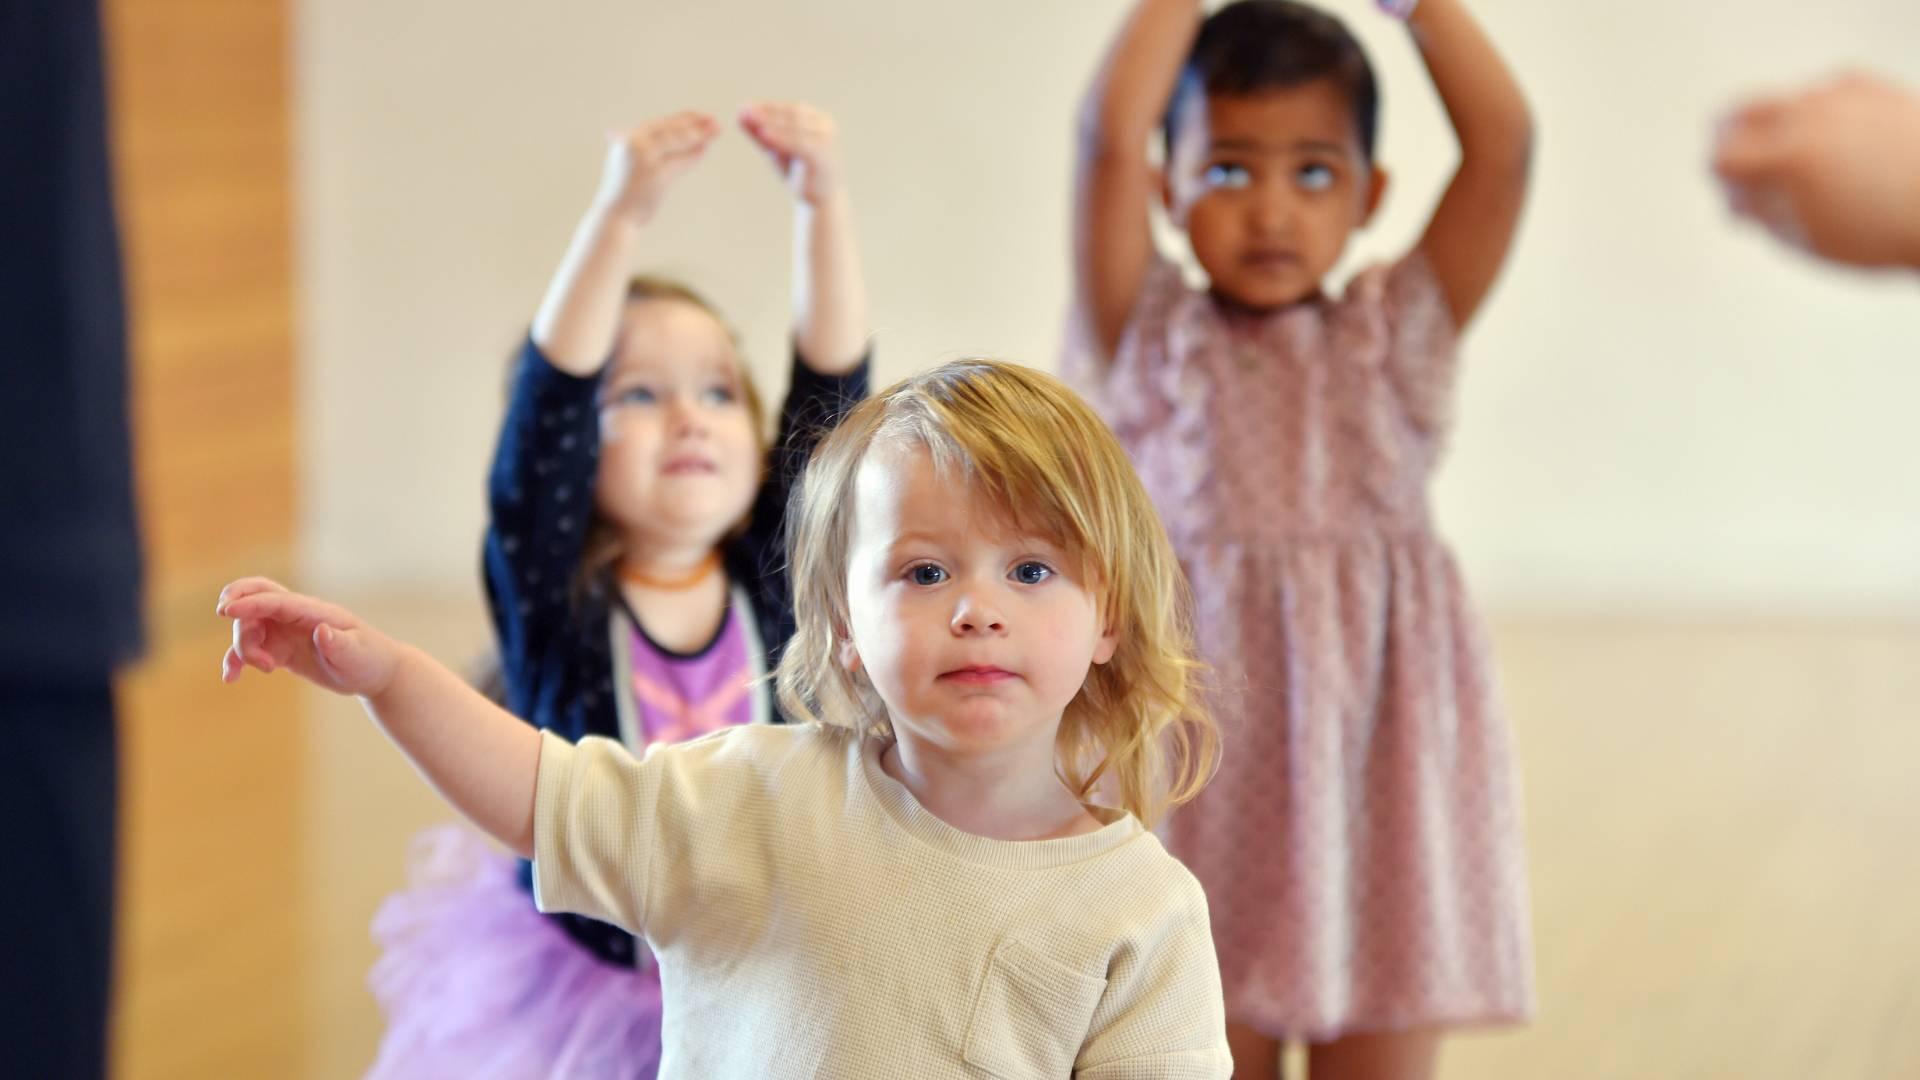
[1214,274,1316,312]
[930,704,1050,750]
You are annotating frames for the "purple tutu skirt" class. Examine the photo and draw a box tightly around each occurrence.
[364,826,663,1079]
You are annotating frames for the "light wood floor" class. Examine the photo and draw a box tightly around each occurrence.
[112,597,1920,1078]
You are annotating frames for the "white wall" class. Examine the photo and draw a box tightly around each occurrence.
[295,0,1920,616]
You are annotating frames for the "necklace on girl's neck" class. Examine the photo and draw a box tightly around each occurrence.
[619,550,721,591]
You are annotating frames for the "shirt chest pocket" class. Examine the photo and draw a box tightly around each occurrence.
[962,937,1109,1079]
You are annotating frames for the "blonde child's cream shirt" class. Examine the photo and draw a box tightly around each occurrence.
[533,722,1231,1078]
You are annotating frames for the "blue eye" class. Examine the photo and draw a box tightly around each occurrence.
[610,386,657,406]
[909,564,947,586]
[1298,163,1335,192]
[702,385,737,406]
[1012,562,1053,585]
[1203,163,1252,190]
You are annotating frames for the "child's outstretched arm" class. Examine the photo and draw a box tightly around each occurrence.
[740,102,869,375]
[1403,0,1534,330]
[1074,0,1204,365]
[531,112,722,374]
[218,577,542,858]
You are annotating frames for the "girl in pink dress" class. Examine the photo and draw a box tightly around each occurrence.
[1068,2,1535,1076]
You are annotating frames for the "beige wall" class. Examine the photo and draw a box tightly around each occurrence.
[296,0,1920,616]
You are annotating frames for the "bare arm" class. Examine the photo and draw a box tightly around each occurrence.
[218,578,541,858]
[531,113,721,375]
[790,192,868,373]
[742,102,870,374]
[1073,0,1204,365]
[529,204,647,377]
[1404,0,1535,331]
[365,644,543,858]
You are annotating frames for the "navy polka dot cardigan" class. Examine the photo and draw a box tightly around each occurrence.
[485,337,870,967]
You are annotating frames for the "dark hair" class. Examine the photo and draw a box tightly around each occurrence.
[1163,0,1380,163]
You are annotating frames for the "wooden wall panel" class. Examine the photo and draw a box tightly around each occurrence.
[107,0,298,635]
[101,1,305,1076]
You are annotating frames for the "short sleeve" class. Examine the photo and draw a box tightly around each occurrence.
[1061,253,1195,444]
[531,731,661,933]
[1378,251,1461,437]
[1074,871,1233,1079]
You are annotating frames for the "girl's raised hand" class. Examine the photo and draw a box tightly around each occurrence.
[595,111,722,226]
[217,577,403,697]
[738,101,846,207]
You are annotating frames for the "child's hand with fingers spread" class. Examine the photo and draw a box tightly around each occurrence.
[217,577,404,697]
[739,102,846,207]
[594,111,722,226]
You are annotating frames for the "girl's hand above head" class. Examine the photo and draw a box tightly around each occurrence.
[216,577,404,697]
[594,112,722,226]
[738,102,846,207]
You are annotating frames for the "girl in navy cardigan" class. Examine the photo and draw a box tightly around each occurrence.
[366,103,871,1079]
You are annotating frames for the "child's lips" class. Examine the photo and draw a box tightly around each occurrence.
[1242,249,1302,270]
[662,455,716,475]
[940,666,1017,685]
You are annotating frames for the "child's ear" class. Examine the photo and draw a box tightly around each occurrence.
[1091,623,1119,666]
[829,612,862,672]
[1360,165,1391,227]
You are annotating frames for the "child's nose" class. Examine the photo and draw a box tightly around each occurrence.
[1251,187,1295,234]
[950,591,1007,635]
[668,396,709,435]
